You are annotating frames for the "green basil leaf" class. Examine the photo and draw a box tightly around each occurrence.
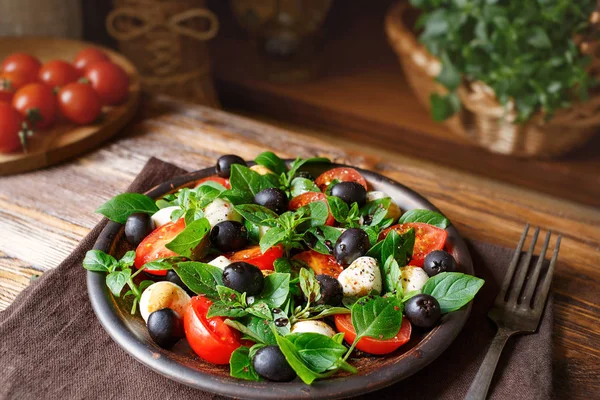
[351,295,403,340]
[246,302,272,320]
[83,250,117,272]
[365,240,384,260]
[275,334,323,385]
[106,269,131,297]
[255,151,287,175]
[360,197,392,227]
[398,209,450,229]
[259,226,287,253]
[165,218,211,259]
[173,261,223,298]
[430,92,460,122]
[422,272,485,313]
[301,305,350,320]
[225,317,277,345]
[118,251,136,267]
[436,52,461,91]
[327,196,349,223]
[362,226,381,247]
[286,333,348,373]
[229,164,275,198]
[219,188,252,205]
[304,225,341,255]
[229,347,261,381]
[217,285,247,307]
[299,268,321,304]
[286,157,330,182]
[290,177,320,197]
[207,302,248,319]
[381,230,404,265]
[259,272,290,307]
[170,208,185,223]
[273,257,292,273]
[141,256,186,271]
[96,193,158,224]
[297,201,329,228]
[235,204,279,227]
[383,255,403,297]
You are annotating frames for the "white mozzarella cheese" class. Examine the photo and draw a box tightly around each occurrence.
[400,266,430,293]
[150,206,180,228]
[250,165,274,175]
[208,255,231,270]
[139,281,191,323]
[337,256,382,297]
[202,198,242,227]
[291,321,336,338]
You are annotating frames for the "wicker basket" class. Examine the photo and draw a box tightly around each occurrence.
[385,2,600,158]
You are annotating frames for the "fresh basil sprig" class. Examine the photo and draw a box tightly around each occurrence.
[221,164,277,205]
[96,193,158,224]
[422,272,484,313]
[172,261,223,298]
[255,151,287,175]
[258,207,326,255]
[360,198,393,228]
[398,209,450,229]
[229,346,262,381]
[304,225,342,255]
[327,196,361,228]
[165,217,211,259]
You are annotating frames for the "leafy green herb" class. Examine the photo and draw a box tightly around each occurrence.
[398,209,450,229]
[360,198,392,227]
[229,346,261,381]
[141,256,187,271]
[258,208,325,255]
[297,201,329,228]
[172,261,223,298]
[279,157,330,191]
[383,256,403,297]
[275,333,328,384]
[246,302,273,320]
[290,178,320,197]
[96,193,158,224]
[165,218,211,259]
[286,333,354,373]
[299,268,321,305]
[258,273,290,308]
[82,250,117,272]
[234,204,279,227]
[422,272,484,313]
[327,196,361,228]
[222,164,276,204]
[304,225,341,255]
[255,151,287,175]
[225,317,277,345]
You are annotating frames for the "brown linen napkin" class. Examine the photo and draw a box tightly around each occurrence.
[0,158,552,400]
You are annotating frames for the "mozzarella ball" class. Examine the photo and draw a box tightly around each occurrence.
[208,255,231,270]
[337,256,382,297]
[150,206,180,228]
[139,281,191,323]
[202,198,242,227]
[250,165,274,175]
[400,266,430,293]
[291,321,336,338]
[365,191,401,222]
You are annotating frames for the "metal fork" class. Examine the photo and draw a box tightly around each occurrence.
[464,225,561,400]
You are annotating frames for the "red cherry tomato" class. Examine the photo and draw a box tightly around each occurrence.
[230,245,283,271]
[39,60,80,89]
[0,103,24,153]
[380,223,448,267]
[0,76,15,103]
[73,48,110,72]
[293,250,344,278]
[195,176,231,189]
[85,61,129,105]
[184,296,242,364]
[12,83,56,129]
[315,167,368,192]
[57,82,102,125]
[134,219,186,276]
[1,53,41,86]
[334,314,411,355]
[288,191,335,226]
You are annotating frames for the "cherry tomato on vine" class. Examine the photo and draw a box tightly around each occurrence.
[57,82,102,125]
[12,83,56,129]
[0,103,24,153]
[85,61,129,105]
[73,48,109,72]
[1,53,41,86]
[39,60,80,89]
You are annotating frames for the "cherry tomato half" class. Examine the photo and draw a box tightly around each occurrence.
[39,60,80,89]
[334,314,411,355]
[0,103,24,153]
[230,245,283,271]
[380,222,448,267]
[288,191,335,226]
[58,82,102,125]
[194,176,231,189]
[293,250,344,278]
[134,218,186,276]
[315,167,368,192]
[12,83,57,129]
[85,61,129,105]
[1,53,41,86]
[184,296,242,364]
[73,48,110,72]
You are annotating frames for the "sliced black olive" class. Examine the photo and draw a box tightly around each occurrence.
[223,262,264,295]
[124,212,154,246]
[216,154,246,178]
[252,345,296,382]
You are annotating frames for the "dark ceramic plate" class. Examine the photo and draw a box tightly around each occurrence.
[88,162,473,399]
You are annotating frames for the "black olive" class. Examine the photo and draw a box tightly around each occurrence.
[254,188,288,214]
[210,221,248,252]
[147,308,184,349]
[423,250,457,277]
[315,274,343,306]
[216,154,246,178]
[223,262,264,295]
[404,294,441,329]
[295,171,315,181]
[334,228,370,265]
[165,270,194,296]
[124,213,154,246]
[330,182,367,207]
[252,345,296,382]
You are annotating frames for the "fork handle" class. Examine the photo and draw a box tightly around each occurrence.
[464,327,514,400]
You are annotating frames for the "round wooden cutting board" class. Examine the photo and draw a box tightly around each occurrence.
[0,37,140,176]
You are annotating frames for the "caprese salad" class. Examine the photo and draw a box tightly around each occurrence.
[84,152,484,384]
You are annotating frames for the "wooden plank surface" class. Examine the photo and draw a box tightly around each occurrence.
[0,95,598,398]
[210,0,600,208]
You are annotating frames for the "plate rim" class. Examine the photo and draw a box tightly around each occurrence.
[87,161,473,399]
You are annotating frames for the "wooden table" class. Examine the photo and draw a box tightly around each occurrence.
[0,96,598,398]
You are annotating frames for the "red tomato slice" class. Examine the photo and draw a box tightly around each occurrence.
[194,176,230,189]
[380,222,448,267]
[288,192,335,226]
[334,314,411,355]
[134,218,186,276]
[230,245,283,271]
[293,250,344,278]
[315,167,368,192]
[184,296,242,364]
